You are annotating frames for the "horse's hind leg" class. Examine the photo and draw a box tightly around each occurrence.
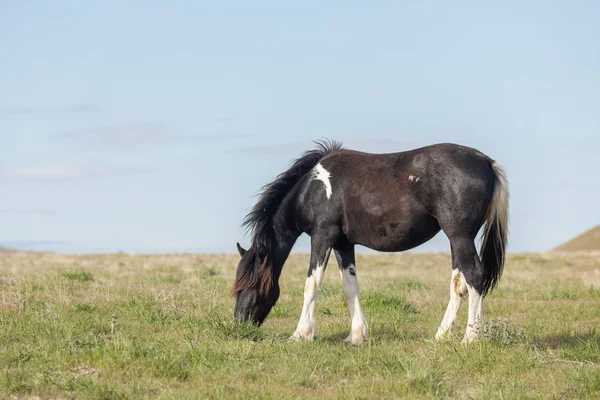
[334,244,368,346]
[435,267,467,340]
[291,236,332,342]
[445,236,484,343]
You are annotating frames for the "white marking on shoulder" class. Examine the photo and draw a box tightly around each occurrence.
[408,175,420,183]
[312,163,332,199]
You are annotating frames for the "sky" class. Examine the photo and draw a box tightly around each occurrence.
[1,1,599,254]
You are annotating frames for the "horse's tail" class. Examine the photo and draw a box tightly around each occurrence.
[479,160,509,296]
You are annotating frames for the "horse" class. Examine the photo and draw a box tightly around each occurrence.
[232,140,508,345]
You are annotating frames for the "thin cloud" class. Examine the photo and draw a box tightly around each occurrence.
[0,209,58,216]
[214,117,237,123]
[64,123,168,149]
[230,138,426,157]
[0,104,102,115]
[3,167,85,180]
[63,123,250,149]
[0,165,152,182]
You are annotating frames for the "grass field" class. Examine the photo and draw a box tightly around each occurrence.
[2,250,600,399]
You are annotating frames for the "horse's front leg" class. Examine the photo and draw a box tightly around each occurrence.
[334,244,369,346]
[291,239,332,342]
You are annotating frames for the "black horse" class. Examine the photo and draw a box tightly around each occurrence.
[233,140,508,345]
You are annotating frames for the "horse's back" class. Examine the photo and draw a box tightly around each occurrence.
[319,143,494,207]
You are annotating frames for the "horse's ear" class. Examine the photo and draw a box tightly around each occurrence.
[236,242,247,257]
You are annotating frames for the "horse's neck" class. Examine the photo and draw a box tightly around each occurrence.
[269,212,300,274]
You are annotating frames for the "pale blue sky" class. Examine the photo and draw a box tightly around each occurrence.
[1,1,599,254]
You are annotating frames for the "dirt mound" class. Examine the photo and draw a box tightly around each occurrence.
[554,225,600,252]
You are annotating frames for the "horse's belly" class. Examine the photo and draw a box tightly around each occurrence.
[346,214,441,252]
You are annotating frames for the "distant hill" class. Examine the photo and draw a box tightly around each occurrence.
[554,225,600,252]
[0,246,50,254]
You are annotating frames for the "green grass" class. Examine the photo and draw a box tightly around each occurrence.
[2,251,600,398]
[60,271,94,282]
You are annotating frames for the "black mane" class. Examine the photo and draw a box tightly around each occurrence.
[242,139,343,252]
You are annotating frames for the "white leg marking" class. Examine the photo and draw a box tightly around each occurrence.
[312,163,332,199]
[463,283,483,344]
[340,264,369,346]
[292,262,327,341]
[435,269,467,340]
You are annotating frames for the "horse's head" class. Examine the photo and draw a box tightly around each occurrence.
[232,242,279,325]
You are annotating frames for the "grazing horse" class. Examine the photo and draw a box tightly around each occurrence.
[233,140,508,345]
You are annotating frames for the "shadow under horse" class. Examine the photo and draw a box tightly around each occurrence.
[233,140,508,345]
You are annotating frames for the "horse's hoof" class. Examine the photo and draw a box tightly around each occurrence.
[290,330,315,342]
[344,331,368,346]
[461,334,479,344]
[288,334,300,342]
